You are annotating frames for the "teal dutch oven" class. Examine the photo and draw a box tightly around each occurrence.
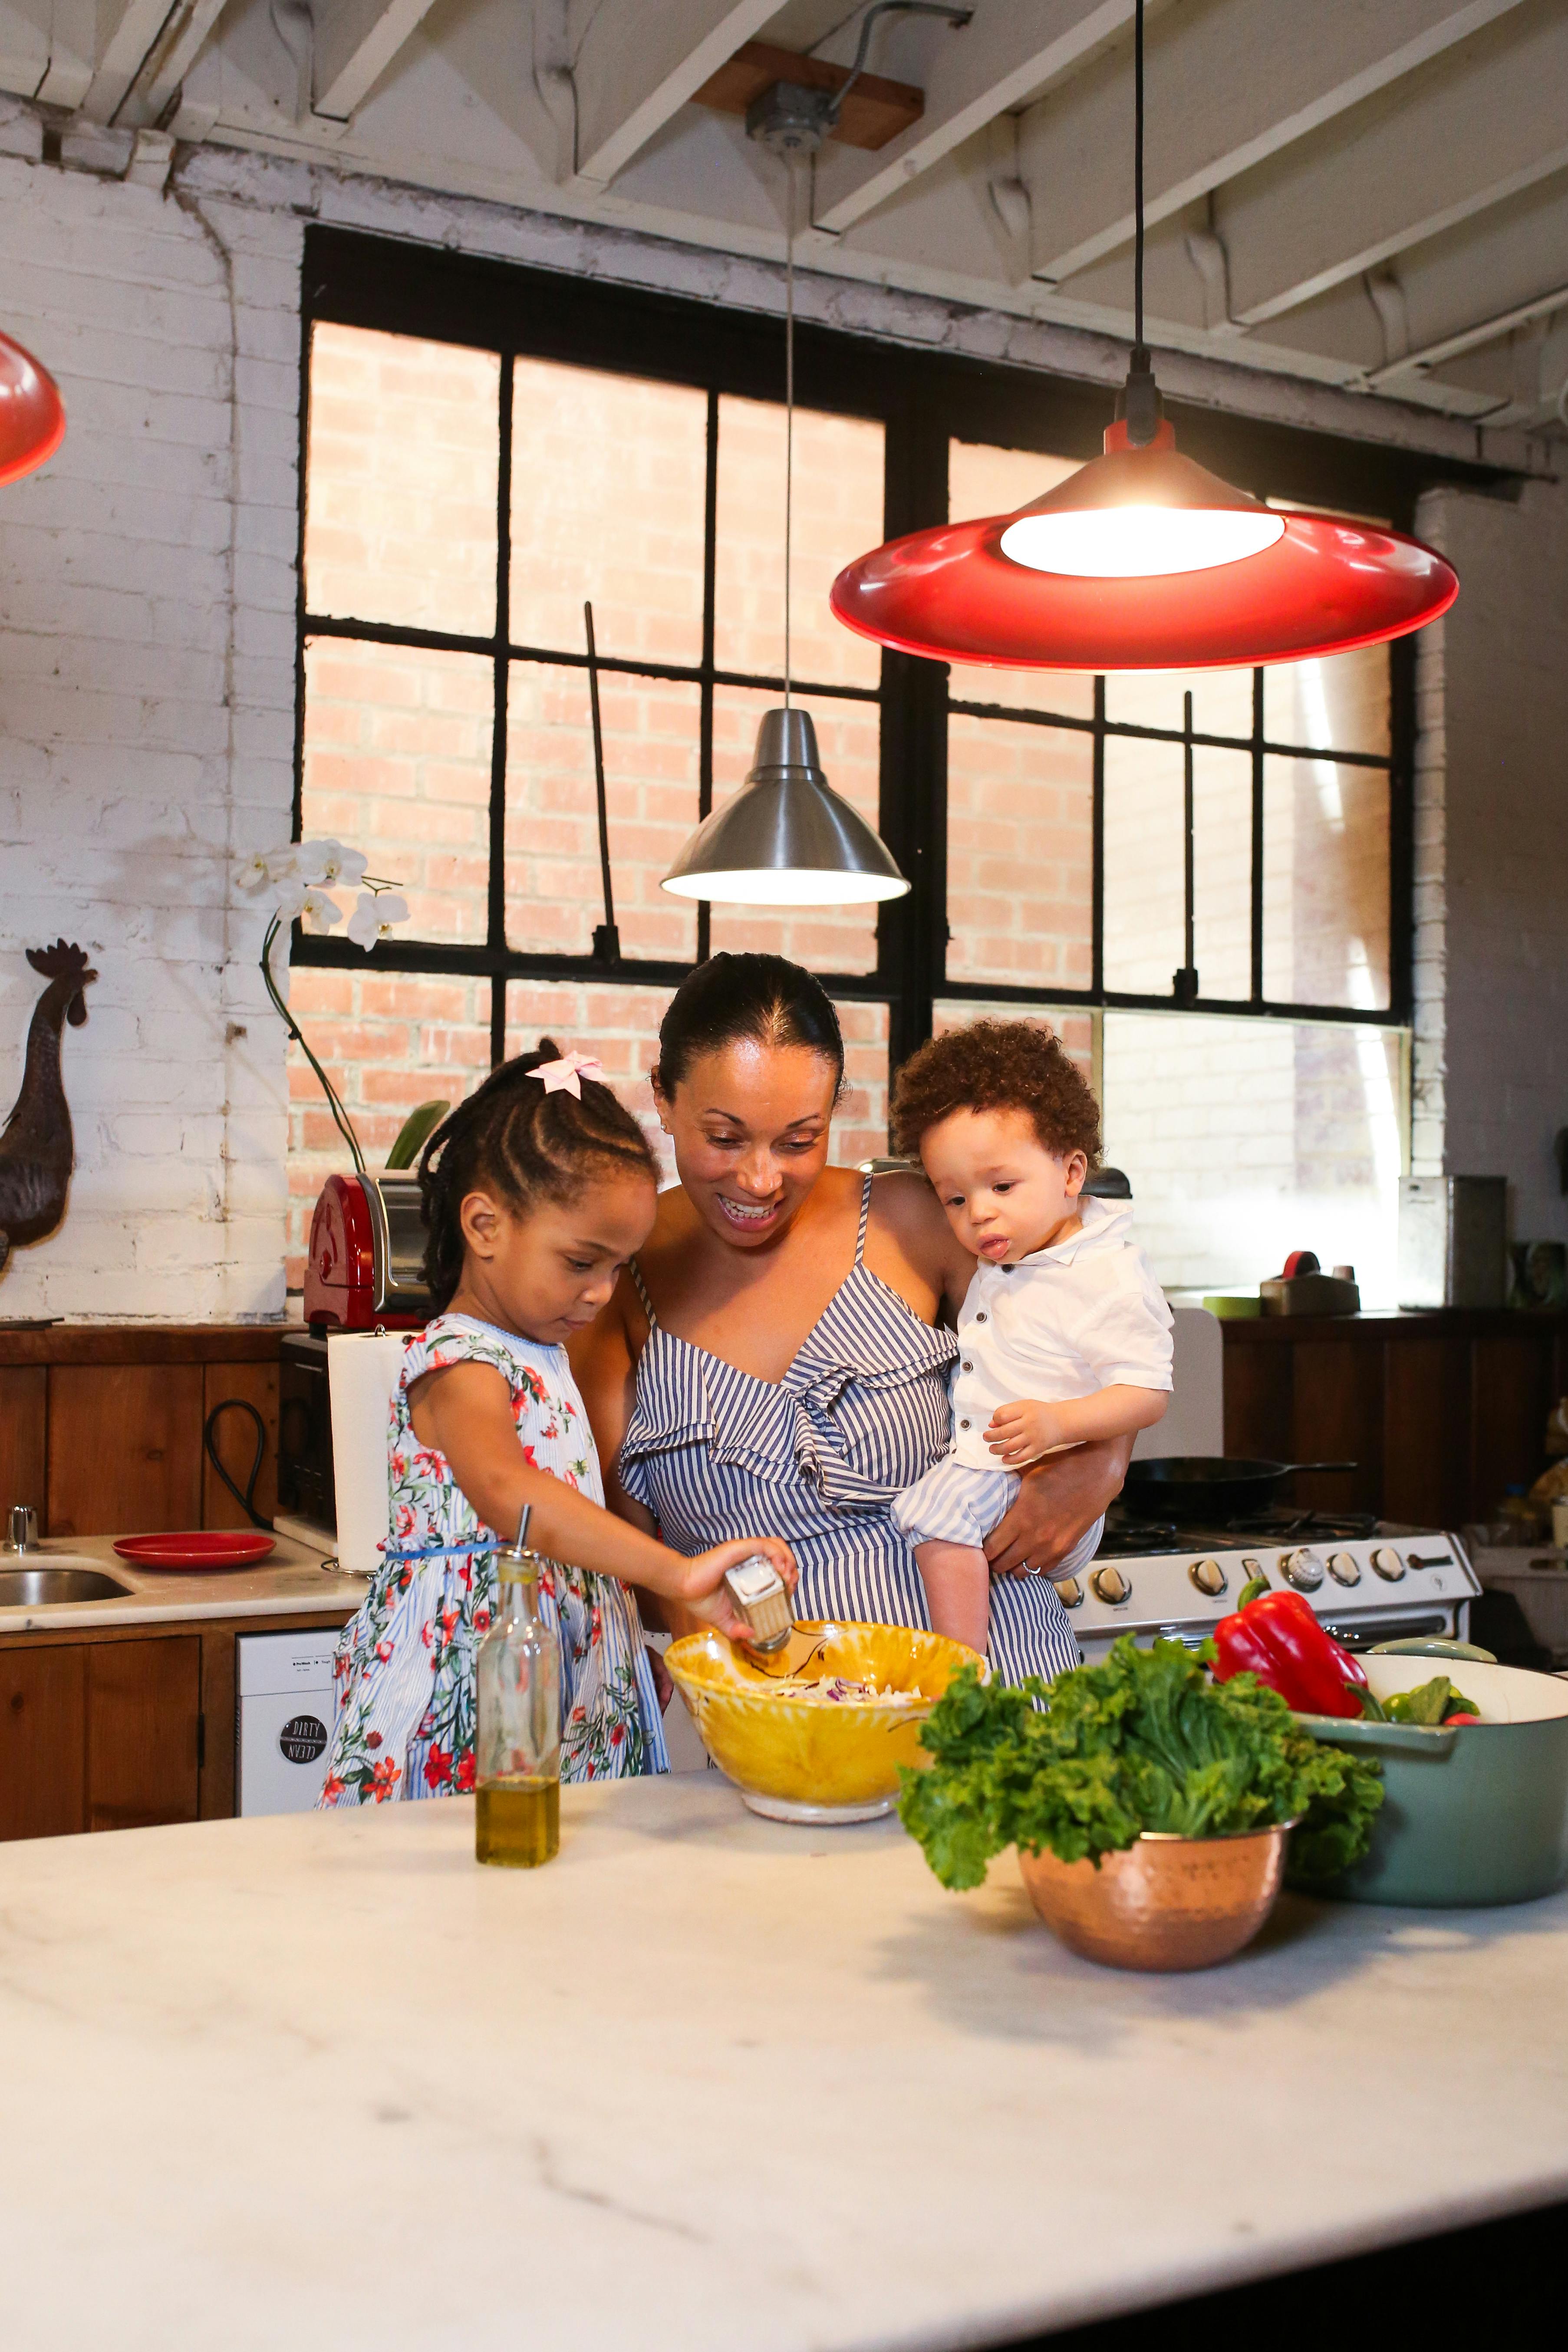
[1298,1639,1568,1907]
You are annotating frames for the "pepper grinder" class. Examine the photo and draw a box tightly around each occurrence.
[723,1553,794,1654]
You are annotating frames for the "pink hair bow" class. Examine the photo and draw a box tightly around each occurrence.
[528,1049,605,1098]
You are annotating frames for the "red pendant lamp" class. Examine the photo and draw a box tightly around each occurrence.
[0,327,64,486]
[830,4,1456,674]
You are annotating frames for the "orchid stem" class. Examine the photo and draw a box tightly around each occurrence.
[261,913,367,1177]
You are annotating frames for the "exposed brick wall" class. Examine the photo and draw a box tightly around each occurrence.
[285,974,887,1285]
[0,149,300,1319]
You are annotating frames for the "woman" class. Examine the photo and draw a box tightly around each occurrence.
[571,955,1132,1683]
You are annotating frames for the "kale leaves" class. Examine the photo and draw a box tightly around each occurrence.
[897,1637,1384,1892]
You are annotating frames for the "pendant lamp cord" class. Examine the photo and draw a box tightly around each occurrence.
[1121,0,1160,443]
[1133,0,1144,359]
[784,152,797,711]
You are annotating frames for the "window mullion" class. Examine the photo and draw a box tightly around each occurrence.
[1250,666,1264,1006]
[697,386,719,971]
[489,353,514,1065]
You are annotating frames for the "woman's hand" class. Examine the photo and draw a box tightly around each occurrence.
[984,1433,1134,1578]
[676,1535,798,1644]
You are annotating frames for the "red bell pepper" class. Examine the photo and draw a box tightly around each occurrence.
[1211,1587,1366,1718]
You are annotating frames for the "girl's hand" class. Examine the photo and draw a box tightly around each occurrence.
[678,1536,797,1644]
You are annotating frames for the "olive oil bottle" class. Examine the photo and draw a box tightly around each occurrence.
[475,1505,561,1868]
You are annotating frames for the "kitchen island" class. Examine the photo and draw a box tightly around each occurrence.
[4,1774,1566,2348]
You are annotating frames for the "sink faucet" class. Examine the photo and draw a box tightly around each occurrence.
[2,1505,40,1554]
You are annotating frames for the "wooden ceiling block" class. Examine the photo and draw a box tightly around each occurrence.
[690,39,923,153]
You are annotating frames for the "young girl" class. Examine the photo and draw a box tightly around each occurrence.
[888,1021,1172,1657]
[320,1043,793,1805]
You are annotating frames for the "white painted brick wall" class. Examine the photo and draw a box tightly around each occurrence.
[0,119,1559,1314]
[0,150,301,1319]
[1416,477,1568,1247]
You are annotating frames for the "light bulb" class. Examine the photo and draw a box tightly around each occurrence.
[662,866,909,907]
[1000,505,1285,580]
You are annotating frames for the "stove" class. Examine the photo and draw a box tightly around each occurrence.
[1059,1509,1480,1665]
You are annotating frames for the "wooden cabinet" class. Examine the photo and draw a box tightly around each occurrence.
[1222,1311,1568,1528]
[0,1647,86,1841]
[48,1365,204,1539]
[0,1636,199,1842]
[0,1325,284,1538]
[0,1366,46,1529]
[0,1613,348,1844]
[85,1637,201,1832]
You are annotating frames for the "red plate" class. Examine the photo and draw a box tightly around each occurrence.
[113,1532,276,1571]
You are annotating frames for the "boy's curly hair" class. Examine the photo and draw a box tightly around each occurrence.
[890,1019,1102,1167]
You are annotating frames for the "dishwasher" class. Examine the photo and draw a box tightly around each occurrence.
[236,1628,342,1814]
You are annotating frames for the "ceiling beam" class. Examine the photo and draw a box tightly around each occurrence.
[73,0,178,120]
[312,0,443,120]
[1025,0,1528,289]
[116,0,230,127]
[1218,2,1568,326]
[812,0,1133,238]
[1368,280,1568,389]
[570,0,777,189]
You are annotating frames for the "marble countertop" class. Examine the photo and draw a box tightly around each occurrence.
[0,1529,365,1631]
[4,1774,1567,2349]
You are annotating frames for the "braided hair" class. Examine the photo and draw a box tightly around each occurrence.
[418,1040,657,1312]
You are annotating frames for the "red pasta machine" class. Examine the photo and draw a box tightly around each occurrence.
[303,1173,432,1330]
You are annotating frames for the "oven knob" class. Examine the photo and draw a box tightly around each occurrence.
[1371,1545,1406,1581]
[1188,1558,1227,1598]
[1090,1566,1131,1606]
[1327,1550,1362,1587]
[1054,1576,1083,1609]
[1280,1548,1324,1591]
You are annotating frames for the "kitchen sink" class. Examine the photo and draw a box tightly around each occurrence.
[0,1566,133,1605]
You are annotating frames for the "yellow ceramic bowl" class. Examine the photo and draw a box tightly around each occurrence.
[665,1619,982,1824]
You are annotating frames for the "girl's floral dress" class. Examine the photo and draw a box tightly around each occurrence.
[319,1314,669,1807]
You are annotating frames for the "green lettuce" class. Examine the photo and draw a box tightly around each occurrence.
[897,1637,1383,1892]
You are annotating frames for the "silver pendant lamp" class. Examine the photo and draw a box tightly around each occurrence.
[661,142,909,911]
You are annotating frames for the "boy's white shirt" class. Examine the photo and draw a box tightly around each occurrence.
[946,1194,1173,1472]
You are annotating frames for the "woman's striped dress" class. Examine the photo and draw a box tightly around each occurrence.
[618,1176,1082,1687]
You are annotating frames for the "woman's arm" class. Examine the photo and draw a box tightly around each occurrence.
[408,1362,791,1638]
[983,1433,1135,1578]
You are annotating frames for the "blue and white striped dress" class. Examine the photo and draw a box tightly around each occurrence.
[618,1176,1081,1687]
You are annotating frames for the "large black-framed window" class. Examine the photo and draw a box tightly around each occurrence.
[293,225,1495,1086]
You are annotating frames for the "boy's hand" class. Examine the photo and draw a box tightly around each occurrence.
[985,1400,1063,1467]
[679,1536,797,1644]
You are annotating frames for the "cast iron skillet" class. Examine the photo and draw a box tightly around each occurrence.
[1121,1456,1359,1525]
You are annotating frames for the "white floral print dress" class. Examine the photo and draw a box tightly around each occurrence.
[319,1313,668,1806]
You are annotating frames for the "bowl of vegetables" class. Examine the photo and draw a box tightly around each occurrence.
[1206,1571,1568,1906]
[665,1620,983,1823]
[1292,1644,1568,1907]
[898,1638,1382,1972]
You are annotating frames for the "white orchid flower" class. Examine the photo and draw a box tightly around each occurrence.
[276,880,345,932]
[296,838,368,889]
[347,890,410,950]
[235,844,299,894]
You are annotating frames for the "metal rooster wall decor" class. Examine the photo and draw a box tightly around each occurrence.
[0,941,96,1276]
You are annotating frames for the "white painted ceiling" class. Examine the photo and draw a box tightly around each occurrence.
[13,0,1568,445]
